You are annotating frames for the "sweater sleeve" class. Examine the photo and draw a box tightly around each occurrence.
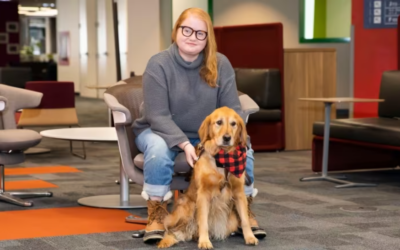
[142,67,188,148]
[217,56,246,122]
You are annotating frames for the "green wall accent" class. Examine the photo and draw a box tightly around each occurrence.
[299,0,350,43]
[326,0,351,38]
[208,0,213,23]
[313,0,326,38]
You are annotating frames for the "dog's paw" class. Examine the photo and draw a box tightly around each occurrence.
[157,234,178,249]
[245,236,259,246]
[157,239,173,249]
[198,240,213,249]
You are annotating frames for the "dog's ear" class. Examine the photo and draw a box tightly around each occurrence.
[237,115,248,147]
[199,115,211,143]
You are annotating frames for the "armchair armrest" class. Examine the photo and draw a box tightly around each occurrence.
[239,94,259,123]
[0,84,43,111]
[22,90,43,109]
[0,96,7,111]
[0,84,43,129]
[103,93,132,125]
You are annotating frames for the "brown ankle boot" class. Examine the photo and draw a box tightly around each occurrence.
[142,191,172,244]
[235,194,267,239]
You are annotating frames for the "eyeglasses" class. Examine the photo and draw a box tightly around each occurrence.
[179,26,208,41]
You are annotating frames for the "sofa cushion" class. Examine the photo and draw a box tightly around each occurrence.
[249,109,281,122]
[0,129,41,151]
[235,68,281,110]
[0,67,32,89]
[313,117,400,147]
[378,71,400,118]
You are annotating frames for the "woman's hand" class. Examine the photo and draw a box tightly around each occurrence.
[184,143,198,167]
[179,141,198,167]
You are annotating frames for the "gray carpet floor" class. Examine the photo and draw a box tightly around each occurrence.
[1,96,400,250]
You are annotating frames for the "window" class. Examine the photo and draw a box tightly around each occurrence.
[299,0,351,43]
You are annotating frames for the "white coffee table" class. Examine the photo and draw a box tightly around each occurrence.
[40,127,147,209]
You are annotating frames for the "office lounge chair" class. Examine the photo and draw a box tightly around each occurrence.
[0,84,52,207]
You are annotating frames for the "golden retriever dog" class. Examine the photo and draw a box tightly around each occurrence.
[158,106,258,249]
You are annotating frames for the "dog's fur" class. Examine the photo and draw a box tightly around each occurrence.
[158,107,258,249]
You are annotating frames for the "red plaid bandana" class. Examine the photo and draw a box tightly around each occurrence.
[214,145,247,178]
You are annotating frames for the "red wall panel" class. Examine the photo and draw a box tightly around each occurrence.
[352,0,397,118]
[0,2,20,67]
[214,23,284,71]
[398,17,400,70]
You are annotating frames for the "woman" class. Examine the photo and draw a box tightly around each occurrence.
[132,8,266,243]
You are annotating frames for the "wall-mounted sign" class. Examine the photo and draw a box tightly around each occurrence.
[58,31,70,66]
[364,0,400,28]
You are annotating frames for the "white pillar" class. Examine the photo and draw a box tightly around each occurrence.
[56,0,80,92]
[96,0,117,98]
[79,0,98,98]
[45,17,51,54]
[116,0,128,79]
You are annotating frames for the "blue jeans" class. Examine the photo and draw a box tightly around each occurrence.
[135,128,255,197]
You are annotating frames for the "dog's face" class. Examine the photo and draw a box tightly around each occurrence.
[199,107,247,148]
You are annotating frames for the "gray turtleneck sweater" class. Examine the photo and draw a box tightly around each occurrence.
[132,43,243,149]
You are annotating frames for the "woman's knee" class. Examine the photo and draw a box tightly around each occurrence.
[145,141,176,163]
[137,129,174,155]
[136,130,176,167]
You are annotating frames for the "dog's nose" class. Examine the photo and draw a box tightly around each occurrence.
[223,135,231,142]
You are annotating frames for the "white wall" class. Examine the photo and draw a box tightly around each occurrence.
[213,0,351,109]
[160,0,173,51]
[172,0,208,26]
[56,0,80,92]
[58,0,121,97]
[126,0,161,76]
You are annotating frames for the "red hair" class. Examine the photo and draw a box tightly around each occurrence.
[172,8,218,88]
